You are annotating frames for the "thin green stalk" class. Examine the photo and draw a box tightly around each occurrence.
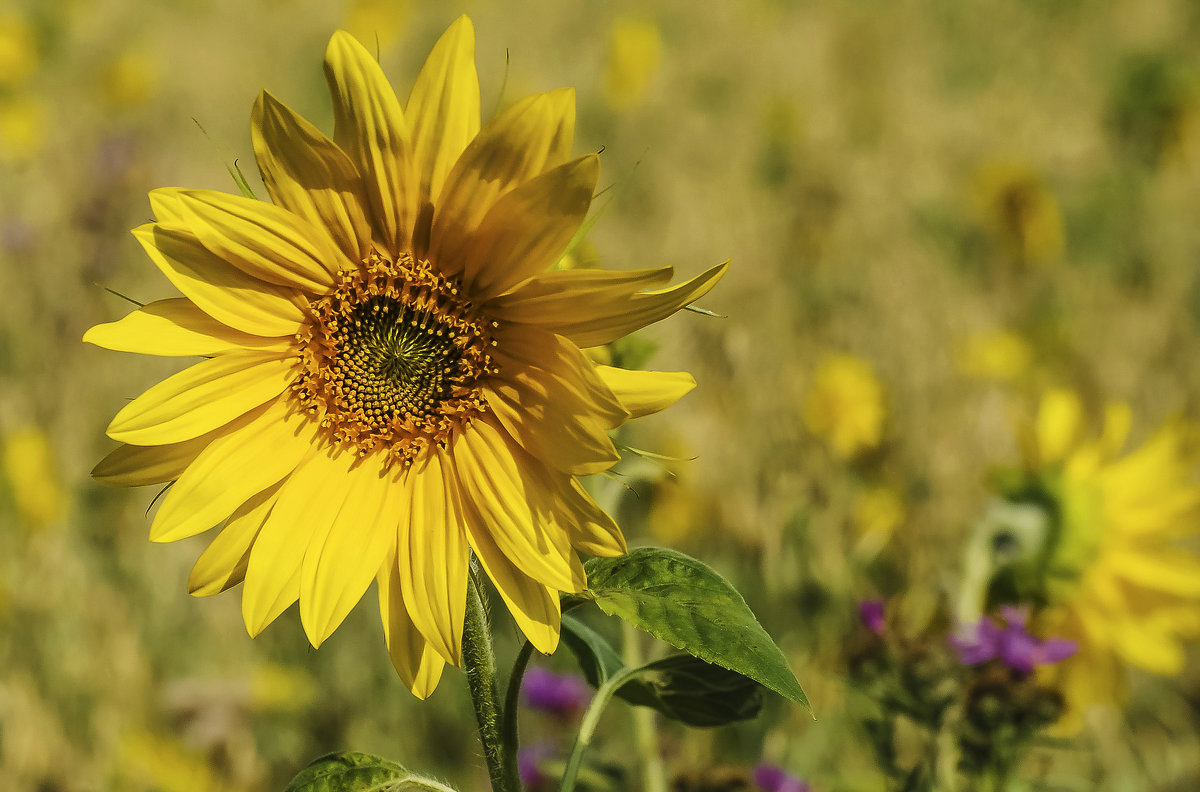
[622,621,666,792]
[463,573,519,792]
[501,640,536,788]
[559,665,641,792]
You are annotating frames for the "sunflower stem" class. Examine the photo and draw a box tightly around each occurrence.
[501,640,536,787]
[463,573,519,792]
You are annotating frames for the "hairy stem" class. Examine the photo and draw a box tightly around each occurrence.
[463,572,519,792]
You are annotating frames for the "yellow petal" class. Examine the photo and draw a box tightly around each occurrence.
[324,31,417,256]
[406,15,480,214]
[490,266,674,313]
[1036,389,1084,466]
[84,298,291,357]
[149,188,188,225]
[188,483,281,596]
[461,506,562,655]
[399,451,469,666]
[177,190,347,293]
[494,261,728,348]
[463,155,599,299]
[299,455,397,647]
[555,477,627,557]
[149,398,314,543]
[452,419,586,593]
[1114,550,1200,597]
[485,328,626,475]
[92,435,211,487]
[241,448,359,638]
[378,554,447,698]
[428,89,574,275]
[595,366,696,419]
[252,91,372,263]
[134,223,305,337]
[107,350,296,445]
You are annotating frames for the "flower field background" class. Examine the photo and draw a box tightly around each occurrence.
[3,0,1200,790]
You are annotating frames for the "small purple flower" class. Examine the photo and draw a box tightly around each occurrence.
[754,763,811,792]
[518,743,553,787]
[950,607,1076,675]
[522,667,590,716]
[858,599,886,635]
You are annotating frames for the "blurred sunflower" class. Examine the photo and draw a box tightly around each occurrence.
[972,161,1064,266]
[86,16,725,697]
[802,354,885,459]
[968,389,1200,730]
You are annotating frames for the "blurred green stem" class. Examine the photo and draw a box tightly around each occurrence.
[463,572,519,792]
[560,665,641,792]
[622,620,667,792]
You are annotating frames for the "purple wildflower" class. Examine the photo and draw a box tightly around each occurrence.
[518,743,553,787]
[950,607,1076,675]
[754,763,811,792]
[522,667,590,716]
[858,599,886,635]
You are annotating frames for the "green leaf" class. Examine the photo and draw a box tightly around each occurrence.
[636,654,763,727]
[283,752,457,792]
[560,614,764,727]
[560,613,628,686]
[583,547,810,711]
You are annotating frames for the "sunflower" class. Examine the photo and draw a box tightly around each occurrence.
[980,389,1200,729]
[85,16,726,698]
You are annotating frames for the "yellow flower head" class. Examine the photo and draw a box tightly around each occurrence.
[3,424,65,530]
[972,161,1064,265]
[985,389,1200,728]
[0,14,38,88]
[852,485,905,558]
[603,16,661,111]
[802,354,885,459]
[103,48,160,110]
[0,93,45,163]
[85,17,725,698]
[955,329,1032,383]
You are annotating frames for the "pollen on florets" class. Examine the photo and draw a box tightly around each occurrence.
[292,252,498,468]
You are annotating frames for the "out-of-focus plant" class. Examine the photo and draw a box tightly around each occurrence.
[802,354,886,461]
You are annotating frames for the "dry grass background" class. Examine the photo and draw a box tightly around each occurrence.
[3,0,1200,789]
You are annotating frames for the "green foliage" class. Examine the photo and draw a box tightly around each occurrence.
[283,752,456,792]
[582,547,809,711]
[560,614,763,727]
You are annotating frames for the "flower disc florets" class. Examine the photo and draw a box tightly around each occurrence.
[293,252,496,467]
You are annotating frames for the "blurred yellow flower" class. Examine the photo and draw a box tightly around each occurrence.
[852,485,904,558]
[973,161,1064,265]
[103,48,160,110]
[802,355,885,459]
[344,0,410,51]
[86,17,723,698]
[1011,390,1200,730]
[0,14,38,88]
[249,664,316,713]
[955,329,1032,383]
[0,93,46,163]
[2,425,64,530]
[604,16,661,111]
[119,731,238,792]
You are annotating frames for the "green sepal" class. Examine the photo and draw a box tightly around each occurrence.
[583,547,810,711]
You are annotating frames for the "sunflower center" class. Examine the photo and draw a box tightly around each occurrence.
[293,252,496,467]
